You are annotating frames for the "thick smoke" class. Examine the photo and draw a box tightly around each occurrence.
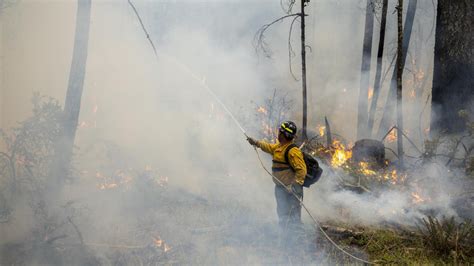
[1,0,471,264]
[308,161,466,227]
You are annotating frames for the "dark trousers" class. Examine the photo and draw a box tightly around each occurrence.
[274,184,303,230]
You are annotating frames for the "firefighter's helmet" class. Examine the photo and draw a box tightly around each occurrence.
[279,121,297,139]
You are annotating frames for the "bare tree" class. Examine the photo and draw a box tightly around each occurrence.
[377,0,417,139]
[367,0,388,136]
[300,0,309,140]
[51,0,91,192]
[255,0,311,140]
[356,0,375,139]
[396,0,405,168]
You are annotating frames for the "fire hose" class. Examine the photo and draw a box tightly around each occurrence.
[127,1,373,264]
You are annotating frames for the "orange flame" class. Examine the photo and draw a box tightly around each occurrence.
[153,236,172,252]
[411,192,425,203]
[331,141,352,167]
[96,171,133,190]
[153,236,163,247]
[260,122,276,140]
[415,69,425,81]
[359,162,376,176]
[381,169,407,185]
[368,87,374,100]
[424,127,430,136]
[257,106,268,115]
[317,125,326,137]
[387,130,397,143]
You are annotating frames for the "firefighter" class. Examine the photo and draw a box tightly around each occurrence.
[247,121,307,233]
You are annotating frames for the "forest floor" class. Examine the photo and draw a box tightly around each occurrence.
[2,183,472,265]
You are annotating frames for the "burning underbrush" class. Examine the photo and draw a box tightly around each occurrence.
[0,95,473,264]
[301,134,472,224]
[299,122,472,263]
[249,98,474,263]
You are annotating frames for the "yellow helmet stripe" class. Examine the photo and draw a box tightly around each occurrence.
[281,123,294,133]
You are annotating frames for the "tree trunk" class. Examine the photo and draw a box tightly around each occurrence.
[51,0,91,189]
[0,12,3,131]
[396,0,404,168]
[431,0,474,134]
[367,0,388,136]
[301,0,308,140]
[356,0,374,140]
[377,0,417,139]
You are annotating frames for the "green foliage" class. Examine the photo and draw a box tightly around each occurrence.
[0,93,63,222]
[343,228,434,264]
[335,216,474,264]
[418,216,474,261]
[1,93,62,180]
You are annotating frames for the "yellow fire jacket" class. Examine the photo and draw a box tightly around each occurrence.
[256,140,307,186]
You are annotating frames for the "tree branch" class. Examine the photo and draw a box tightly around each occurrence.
[68,216,84,245]
[254,13,302,57]
[288,15,300,81]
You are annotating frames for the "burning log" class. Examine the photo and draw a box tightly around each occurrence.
[352,139,385,166]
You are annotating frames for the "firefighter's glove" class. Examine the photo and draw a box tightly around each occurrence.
[290,183,303,200]
[247,137,258,147]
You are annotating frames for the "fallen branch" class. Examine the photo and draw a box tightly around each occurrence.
[321,224,364,238]
[68,216,84,245]
[45,234,68,244]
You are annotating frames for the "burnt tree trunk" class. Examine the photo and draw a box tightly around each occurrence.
[396,0,405,168]
[367,0,388,136]
[377,0,417,139]
[51,0,91,190]
[356,0,375,140]
[431,0,474,134]
[301,0,309,140]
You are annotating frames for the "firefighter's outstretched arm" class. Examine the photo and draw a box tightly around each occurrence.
[247,137,277,155]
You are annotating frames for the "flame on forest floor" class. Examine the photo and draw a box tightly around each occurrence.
[382,169,407,185]
[94,166,169,190]
[317,124,326,137]
[153,236,163,247]
[79,97,99,129]
[411,192,426,204]
[387,130,397,143]
[331,141,352,168]
[257,106,268,115]
[309,139,413,187]
[358,162,376,176]
[153,236,172,253]
[96,171,133,190]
